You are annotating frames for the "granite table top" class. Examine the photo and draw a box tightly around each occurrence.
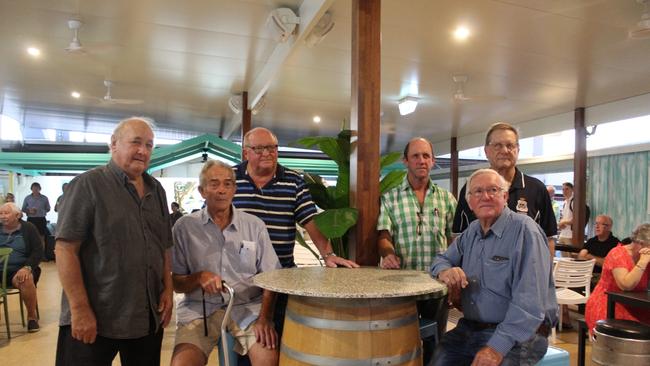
[253,266,447,299]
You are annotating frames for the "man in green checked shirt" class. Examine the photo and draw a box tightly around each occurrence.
[377,137,457,365]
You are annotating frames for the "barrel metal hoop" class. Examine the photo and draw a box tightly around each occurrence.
[282,344,421,366]
[286,308,418,331]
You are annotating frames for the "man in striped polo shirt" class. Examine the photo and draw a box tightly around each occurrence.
[233,127,359,334]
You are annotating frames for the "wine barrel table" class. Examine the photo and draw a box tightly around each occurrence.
[254,267,446,366]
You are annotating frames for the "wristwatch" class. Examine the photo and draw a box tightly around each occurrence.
[323,252,337,259]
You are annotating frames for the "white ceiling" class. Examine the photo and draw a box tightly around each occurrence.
[2,0,650,153]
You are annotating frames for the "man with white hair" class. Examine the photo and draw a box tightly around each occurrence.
[55,117,173,365]
[432,169,557,365]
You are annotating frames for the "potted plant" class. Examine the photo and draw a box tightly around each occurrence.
[294,129,406,260]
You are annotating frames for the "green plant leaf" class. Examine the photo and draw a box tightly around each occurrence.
[313,208,358,239]
[296,136,345,165]
[295,231,323,265]
[380,151,403,169]
[304,172,333,210]
[380,170,407,194]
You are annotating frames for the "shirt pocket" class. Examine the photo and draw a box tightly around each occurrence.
[481,258,512,298]
[237,240,257,275]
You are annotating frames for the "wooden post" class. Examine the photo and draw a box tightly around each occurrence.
[241,91,252,159]
[573,107,587,246]
[349,0,381,265]
[450,137,459,198]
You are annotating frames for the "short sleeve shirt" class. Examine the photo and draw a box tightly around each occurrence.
[172,207,281,328]
[233,162,317,268]
[56,160,173,339]
[377,177,457,271]
[584,233,619,272]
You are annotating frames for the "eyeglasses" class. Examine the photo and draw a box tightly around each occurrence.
[488,142,519,151]
[246,144,278,155]
[416,212,423,236]
[594,222,610,227]
[468,186,504,198]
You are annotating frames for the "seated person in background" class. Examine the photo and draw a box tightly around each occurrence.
[578,214,619,274]
[431,169,557,366]
[585,223,650,333]
[0,202,43,332]
[170,160,281,366]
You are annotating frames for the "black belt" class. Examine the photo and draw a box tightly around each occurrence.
[463,318,551,337]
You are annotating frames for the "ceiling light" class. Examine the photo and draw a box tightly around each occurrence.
[27,47,41,57]
[453,26,471,41]
[313,116,321,123]
[71,91,81,99]
[398,96,419,116]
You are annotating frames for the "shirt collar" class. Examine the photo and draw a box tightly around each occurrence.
[471,206,513,239]
[199,205,240,231]
[239,161,285,180]
[400,175,436,193]
[108,159,154,187]
[509,167,525,190]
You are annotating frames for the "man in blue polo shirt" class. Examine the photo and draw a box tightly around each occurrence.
[233,127,358,336]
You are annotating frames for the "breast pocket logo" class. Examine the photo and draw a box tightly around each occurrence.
[516,198,528,214]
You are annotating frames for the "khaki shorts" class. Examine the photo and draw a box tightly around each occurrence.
[174,310,258,357]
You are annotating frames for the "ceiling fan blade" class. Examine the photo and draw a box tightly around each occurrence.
[105,98,144,105]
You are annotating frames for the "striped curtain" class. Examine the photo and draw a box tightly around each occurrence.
[587,151,650,239]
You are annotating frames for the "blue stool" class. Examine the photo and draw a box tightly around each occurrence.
[217,332,238,366]
[535,346,570,366]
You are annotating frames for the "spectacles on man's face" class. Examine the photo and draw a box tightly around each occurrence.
[595,222,610,227]
[468,186,504,199]
[246,144,278,155]
[488,142,519,152]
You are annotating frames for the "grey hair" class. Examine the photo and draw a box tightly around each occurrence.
[199,160,235,188]
[630,223,650,246]
[111,116,156,144]
[243,127,278,147]
[1,202,22,216]
[465,168,510,201]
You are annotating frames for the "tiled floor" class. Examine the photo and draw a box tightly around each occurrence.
[0,262,592,365]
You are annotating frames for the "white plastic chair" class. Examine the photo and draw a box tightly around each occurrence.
[552,259,595,339]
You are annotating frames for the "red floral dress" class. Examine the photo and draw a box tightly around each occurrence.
[585,244,650,332]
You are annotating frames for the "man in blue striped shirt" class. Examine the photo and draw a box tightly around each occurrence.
[431,169,557,366]
[233,127,358,336]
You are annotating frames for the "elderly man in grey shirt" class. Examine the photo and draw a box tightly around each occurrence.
[171,160,281,366]
[55,117,173,366]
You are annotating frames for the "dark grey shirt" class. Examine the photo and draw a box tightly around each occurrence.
[56,160,173,339]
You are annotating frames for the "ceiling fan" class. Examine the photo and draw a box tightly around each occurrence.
[629,0,650,39]
[88,80,144,105]
[64,19,87,54]
[452,74,505,103]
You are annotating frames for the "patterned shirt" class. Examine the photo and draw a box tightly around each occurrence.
[233,162,317,268]
[377,177,457,271]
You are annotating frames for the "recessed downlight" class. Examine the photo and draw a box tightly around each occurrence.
[27,47,41,57]
[71,91,81,99]
[313,116,321,123]
[453,26,471,41]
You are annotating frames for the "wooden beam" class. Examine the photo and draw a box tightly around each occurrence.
[349,0,381,265]
[573,107,587,246]
[450,137,459,198]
